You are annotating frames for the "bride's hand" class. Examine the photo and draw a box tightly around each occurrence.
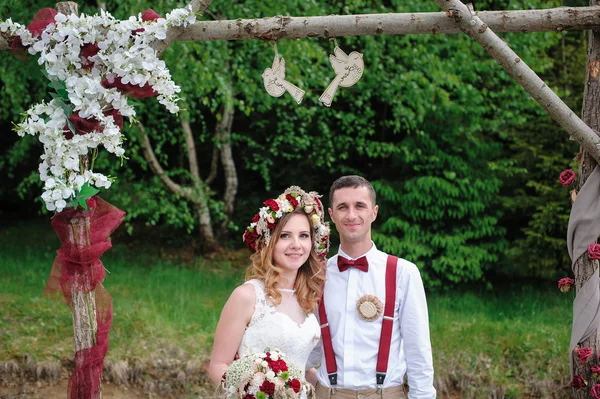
[305,367,318,386]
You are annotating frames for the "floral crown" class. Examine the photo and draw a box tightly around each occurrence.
[242,186,330,259]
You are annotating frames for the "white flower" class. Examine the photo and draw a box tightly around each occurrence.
[45,178,56,189]
[265,370,275,380]
[4,6,191,212]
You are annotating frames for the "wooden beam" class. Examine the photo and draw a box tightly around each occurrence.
[2,6,600,51]
[176,6,600,42]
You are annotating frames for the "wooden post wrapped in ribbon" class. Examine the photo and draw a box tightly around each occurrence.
[44,196,125,399]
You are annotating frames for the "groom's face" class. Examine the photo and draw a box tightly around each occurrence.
[328,186,378,245]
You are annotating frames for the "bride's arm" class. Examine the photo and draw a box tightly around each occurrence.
[208,284,255,386]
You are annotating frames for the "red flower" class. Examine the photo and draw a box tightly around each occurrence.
[27,8,58,37]
[12,8,58,51]
[286,194,299,208]
[267,221,277,230]
[141,9,162,21]
[101,75,157,98]
[263,198,279,212]
[589,244,600,261]
[63,110,124,139]
[242,396,255,399]
[251,213,260,223]
[132,9,162,35]
[559,169,576,186]
[243,229,259,252]
[288,378,301,393]
[260,380,275,396]
[269,359,288,374]
[79,42,100,70]
[578,347,594,364]
[592,384,600,399]
[592,365,600,377]
[570,374,587,389]
[558,277,575,293]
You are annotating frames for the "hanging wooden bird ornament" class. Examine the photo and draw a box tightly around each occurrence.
[319,45,364,107]
[262,51,305,105]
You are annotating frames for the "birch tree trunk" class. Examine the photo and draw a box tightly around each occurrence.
[573,3,600,397]
[215,79,237,238]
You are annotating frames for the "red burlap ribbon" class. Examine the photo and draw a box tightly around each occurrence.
[45,196,125,399]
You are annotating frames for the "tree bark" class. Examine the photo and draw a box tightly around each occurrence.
[434,0,600,164]
[215,81,237,237]
[138,122,220,252]
[176,6,600,42]
[573,3,600,397]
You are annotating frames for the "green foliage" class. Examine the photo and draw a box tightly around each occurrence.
[0,0,586,286]
[501,27,585,280]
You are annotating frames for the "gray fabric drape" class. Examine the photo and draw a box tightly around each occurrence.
[567,165,600,373]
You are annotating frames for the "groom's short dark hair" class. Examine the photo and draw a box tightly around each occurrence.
[329,175,376,208]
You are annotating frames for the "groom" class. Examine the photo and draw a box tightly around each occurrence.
[309,175,436,399]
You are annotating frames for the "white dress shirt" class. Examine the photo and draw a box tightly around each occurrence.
[310,243,436,399]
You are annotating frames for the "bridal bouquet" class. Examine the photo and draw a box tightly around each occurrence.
[221,349,314,399]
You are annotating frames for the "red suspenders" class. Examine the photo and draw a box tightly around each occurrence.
[318,255,398,390]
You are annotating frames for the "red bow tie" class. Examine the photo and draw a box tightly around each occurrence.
[338,256,369,272]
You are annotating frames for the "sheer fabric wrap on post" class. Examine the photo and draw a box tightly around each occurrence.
[44,196,125,399]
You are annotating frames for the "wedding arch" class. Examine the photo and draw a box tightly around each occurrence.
[2,0,600,397]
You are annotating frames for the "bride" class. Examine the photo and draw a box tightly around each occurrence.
[208,186,330,391]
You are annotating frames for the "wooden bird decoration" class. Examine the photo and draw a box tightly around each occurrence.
[262,54,305,105]
[319,46,364,107]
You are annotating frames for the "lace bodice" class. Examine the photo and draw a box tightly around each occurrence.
[238,279,321,373]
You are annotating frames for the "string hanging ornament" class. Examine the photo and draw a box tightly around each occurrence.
[319,38,365,107]
[262,42,305,104]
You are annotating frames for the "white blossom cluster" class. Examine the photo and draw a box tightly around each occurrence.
[1,6,196,212]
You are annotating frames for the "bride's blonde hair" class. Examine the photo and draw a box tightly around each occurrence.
[245,208,325,313]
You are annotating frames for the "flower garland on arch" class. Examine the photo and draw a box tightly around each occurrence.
[0,6,196,212]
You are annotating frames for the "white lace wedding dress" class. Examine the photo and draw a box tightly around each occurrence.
[238,279,321,375]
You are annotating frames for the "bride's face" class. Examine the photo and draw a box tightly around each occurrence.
[272,213,312,274]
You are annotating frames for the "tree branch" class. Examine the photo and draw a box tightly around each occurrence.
[218,81,237,221]
[176,6,600,42]
[2,6,599,51]
[154,0,214,57]
[206,132,219,186]
[180,116,202,183]
[434,0,600,164]
[137,122,193,200]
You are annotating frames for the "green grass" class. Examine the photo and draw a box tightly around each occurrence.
[0,220,573,397]
[429,286,572,397]
[0,219,244,364]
